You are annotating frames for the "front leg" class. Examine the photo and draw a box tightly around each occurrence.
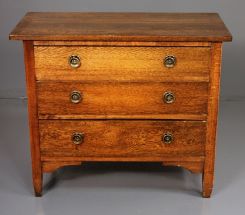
[202,164,214,198]
[33,167,43,197]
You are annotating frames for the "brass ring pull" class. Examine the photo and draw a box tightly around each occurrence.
[163,91,175,104]
[164,56,176,68]
[69,55,81,68]
[72,132,84,145]
[162,133,173,144]
[70,91,82,104]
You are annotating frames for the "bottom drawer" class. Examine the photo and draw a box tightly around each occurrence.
[39,120,206,159]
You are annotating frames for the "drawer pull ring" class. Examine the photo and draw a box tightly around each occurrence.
[162,133,173,144]
[164,56,176,68]
[69,55,81,68]
[163,92,175,104]
[72,132,84,145]
[70,91,82,104]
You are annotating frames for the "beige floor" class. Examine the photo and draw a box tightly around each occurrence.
[0,99,244,215]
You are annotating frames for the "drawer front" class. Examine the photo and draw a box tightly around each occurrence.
[39,120,206,158]
[37,82,208,117]
[35,46,210,81]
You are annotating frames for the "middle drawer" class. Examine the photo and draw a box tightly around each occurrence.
[37,82,208,118]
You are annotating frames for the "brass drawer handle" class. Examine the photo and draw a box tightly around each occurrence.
[69,55,81,68]
[163,91,175,104]
[72,132,84,145]
[164,56,176,68]
[70,91,82,104]
[162,133,173,144]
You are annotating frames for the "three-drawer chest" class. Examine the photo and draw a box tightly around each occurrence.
[9,12,232,197]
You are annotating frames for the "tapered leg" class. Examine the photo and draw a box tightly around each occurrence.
[202,167,214,198]
[33,170,43,197]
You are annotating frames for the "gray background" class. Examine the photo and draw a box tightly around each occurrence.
[1,0,244,100]
[1,1,245,215]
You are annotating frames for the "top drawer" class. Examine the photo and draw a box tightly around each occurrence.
[34,46,210,81]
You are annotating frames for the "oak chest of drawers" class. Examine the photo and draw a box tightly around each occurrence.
[9,12,232,197]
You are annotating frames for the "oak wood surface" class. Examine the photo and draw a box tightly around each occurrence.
[23,41,42,197]
[37,81,208,117]
[9,12,232,41]
[42,160,203,173]
[202,43,222,198]
[35,46,210,82]
[34,41,211,47]
[39,120,206,158]
[38,114,207,121]
[9,12,232,197]
[41,156,205,162]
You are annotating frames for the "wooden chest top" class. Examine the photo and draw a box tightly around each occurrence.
[9,12,232,42]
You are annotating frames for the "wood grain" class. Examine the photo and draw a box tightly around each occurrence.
[39,120,206,159]
[41,156,205,162]
[38,114,207,120]
[37,82,208,117]
[202,43,222,198]
[34,41,211,47]
[23,41,42,197]
[42,160,203,173]
[9,12,232,41]
[9,12,232,197]
[35,46,210,82]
